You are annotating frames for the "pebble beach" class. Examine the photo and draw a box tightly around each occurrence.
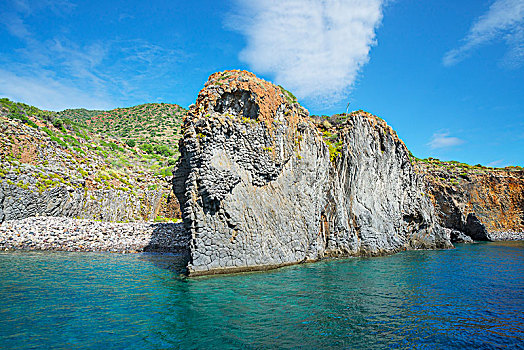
[0,217,189,253]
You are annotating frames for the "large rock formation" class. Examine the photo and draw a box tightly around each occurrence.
[418,160,524,241]
[174,70,451,276]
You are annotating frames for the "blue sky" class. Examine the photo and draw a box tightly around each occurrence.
[1,0,523,166]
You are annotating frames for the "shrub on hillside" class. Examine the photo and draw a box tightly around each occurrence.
[126,139,136,147]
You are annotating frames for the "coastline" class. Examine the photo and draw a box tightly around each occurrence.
[486,231,524,241]
[1,216,522,260]
[0,217,189,253]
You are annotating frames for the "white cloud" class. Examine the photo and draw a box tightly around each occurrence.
[428,132,465,150]
[228,0,385,103]
[443,0,524,67]
[0,69,113,111]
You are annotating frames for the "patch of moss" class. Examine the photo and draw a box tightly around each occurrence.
[241,117,257,124]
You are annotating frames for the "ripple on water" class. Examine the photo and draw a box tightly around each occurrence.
[0,242,523,349]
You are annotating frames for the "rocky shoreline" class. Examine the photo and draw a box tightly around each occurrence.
[486,231,524,241]
[0,216,521,257]
[0,217,189,253]
[0,70,522,276]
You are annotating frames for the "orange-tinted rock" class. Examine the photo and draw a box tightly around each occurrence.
[418,160,524,240]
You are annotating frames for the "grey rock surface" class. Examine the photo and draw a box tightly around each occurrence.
[0,178,166,223]
[323,116,451,258]
[447,228,474,243]
[174,70,452,276]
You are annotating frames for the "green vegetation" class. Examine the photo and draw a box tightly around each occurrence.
[0,98,42,128]
[241,117,257,124]
[312,113,349,163]
[323,131,343,162]
[413,156,522,188]
[278,85,298,105]
[140,143,176,157]
[0,98,186,221]
[56,103,186,155]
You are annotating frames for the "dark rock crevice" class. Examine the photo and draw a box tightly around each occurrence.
[214,90,259,119]
[465,213,489,241]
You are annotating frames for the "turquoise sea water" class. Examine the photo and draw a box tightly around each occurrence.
[0,242,523,349]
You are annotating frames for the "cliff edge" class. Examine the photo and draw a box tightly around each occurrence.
[174,70,451,276]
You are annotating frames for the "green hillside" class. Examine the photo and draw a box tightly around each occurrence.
[56,103,186,153]
[0,98,186,221]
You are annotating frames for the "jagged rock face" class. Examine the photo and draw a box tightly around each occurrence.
[175,70,451,276]
[323,116,450,257]
[174,71,331,275]
[420,166,524,241]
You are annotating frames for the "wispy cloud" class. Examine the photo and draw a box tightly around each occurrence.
[0,0,185,110]
[0,69,113,110]
[1,15,32,39]
[443,0,524,67]
[118,13,134,21]
[486,159,504,167]
[10,0,76,16]
[0,37,183,110]
[428,132,465,150]
[227,0,385,104]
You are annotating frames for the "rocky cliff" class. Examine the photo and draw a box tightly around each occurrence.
[174,70,451,276]
[417,159,524,241]
[0,175,167,223]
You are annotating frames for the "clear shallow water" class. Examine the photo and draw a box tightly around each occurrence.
[0,242,523,349]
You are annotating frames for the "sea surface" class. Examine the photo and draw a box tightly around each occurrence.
[0,242,523,349]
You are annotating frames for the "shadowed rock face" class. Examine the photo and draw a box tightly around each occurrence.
[174,70,451,276]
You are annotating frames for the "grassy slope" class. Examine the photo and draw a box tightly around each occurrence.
[0,98,186,221]
[57,103,185,152]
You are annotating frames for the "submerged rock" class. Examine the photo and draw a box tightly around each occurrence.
[174,70,452,276]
